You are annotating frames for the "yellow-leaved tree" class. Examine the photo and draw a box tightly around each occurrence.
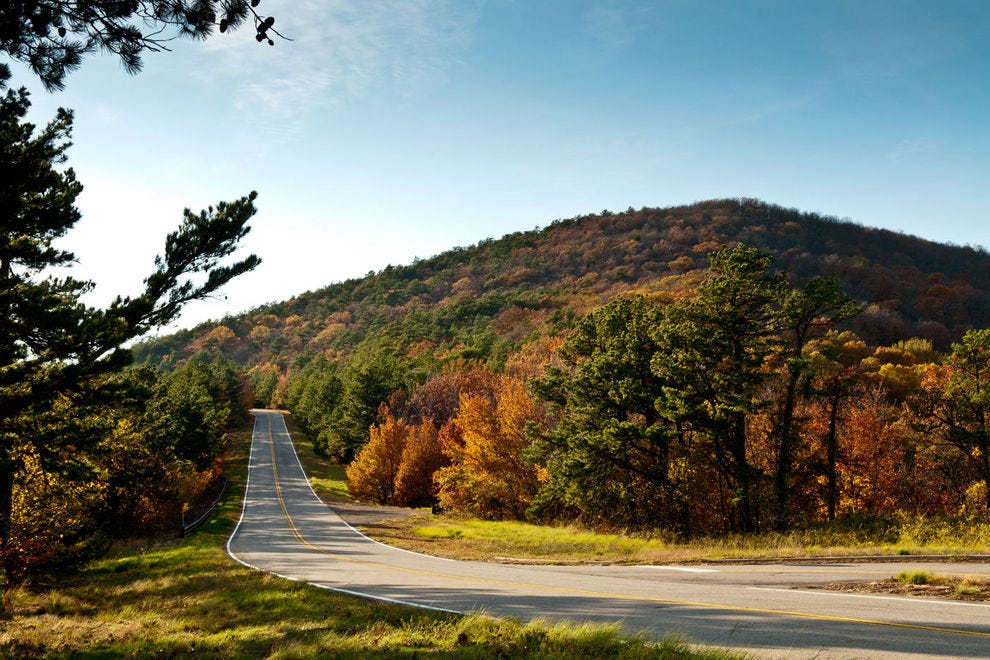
[434,377,546,519]
[394,420,445,507]
[345,409,409,504]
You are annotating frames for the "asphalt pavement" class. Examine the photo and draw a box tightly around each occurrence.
[227,409,990,659]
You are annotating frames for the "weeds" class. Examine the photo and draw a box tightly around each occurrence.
[896,570,934,585]
[956,582,981,596]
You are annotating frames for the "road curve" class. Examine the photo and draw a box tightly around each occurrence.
[227,410,990,659]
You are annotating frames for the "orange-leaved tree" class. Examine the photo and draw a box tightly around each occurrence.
[910,329,990,514]
[394,420,445,507]
[345,408,409,504]
[434,376,546,519]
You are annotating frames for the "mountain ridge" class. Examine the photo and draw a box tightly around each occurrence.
[134,198,990,375]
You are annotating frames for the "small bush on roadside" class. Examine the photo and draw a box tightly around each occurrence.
[896,570,933,585]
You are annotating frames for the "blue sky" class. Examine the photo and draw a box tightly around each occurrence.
[9,0,990,330]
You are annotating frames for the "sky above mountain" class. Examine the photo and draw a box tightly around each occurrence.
[10,0,989,330]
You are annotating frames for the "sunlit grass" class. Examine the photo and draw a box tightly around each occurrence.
[896,569,934,585]
[370,513,990,564]
[1,421,741,658]
[311,465,350,501]
[411,517,675,562]
[956,577,987,596]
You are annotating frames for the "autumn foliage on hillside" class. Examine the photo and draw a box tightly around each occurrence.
[131,200,990,535]
[342,247,990,536]
[137,199,990,380]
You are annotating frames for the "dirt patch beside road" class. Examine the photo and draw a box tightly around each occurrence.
[823,575,990,602]
[329,500,418,531]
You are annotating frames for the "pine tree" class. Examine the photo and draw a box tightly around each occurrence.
[653,246,788,532]
[0,1,282,91]
[0,78,259,580]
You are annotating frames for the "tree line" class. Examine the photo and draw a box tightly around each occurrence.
[305,246,990,536]
[7,353,245,581]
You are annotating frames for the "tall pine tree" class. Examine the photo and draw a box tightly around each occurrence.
[0,75,259,581]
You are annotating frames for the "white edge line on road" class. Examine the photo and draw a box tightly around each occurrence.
[227,413,464,615]
[225,412,261,561]
[749,586,990,609]
[644,566,720,573]
[311,585,464,614]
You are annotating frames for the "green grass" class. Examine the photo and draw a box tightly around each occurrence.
[956,582,981,596]
[366,513,990,565]
[896,569,934,585]
[0,423,743,659]
[411,518,676,562]
[310,466,351,501]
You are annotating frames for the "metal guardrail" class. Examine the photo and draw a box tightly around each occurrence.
[180,477,228,536]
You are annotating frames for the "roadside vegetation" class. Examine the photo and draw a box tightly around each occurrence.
[365,512,990,564]
[825,570,990,602]
[270,245,990,551]
[287,420,990,564]
[0,424,745,659]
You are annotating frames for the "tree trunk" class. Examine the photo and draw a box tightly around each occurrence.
[825,393,841,521]
[730,412,755,532]
[773,368,802,530]
[0,463,14,585]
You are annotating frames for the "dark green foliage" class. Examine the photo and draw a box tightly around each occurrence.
[7,356,245,579]
[653,246,789,532]
[247,362,279,407]
[146,352,243,469]
[529,296,687,530]
[0,77,258,581]
[285,355,344,457]
[0,1,279,91]
[531,247,862,534]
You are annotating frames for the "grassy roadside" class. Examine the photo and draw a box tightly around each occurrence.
[1,419,743,659]
[364,514,990,564]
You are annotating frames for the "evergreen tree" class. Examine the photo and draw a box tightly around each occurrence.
[0,0,281,91]
[529,296,686,529]
[653,246,788,532]
[0,78,259,580]
[771,278,860,528]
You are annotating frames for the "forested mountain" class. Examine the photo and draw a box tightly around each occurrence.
[132,198,990,536]
[136,197,990,373]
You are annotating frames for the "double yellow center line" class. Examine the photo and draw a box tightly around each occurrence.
[262,412,990,640]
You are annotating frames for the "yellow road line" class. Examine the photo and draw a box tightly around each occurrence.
[261,413,990,640]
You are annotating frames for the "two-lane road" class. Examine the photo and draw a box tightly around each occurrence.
[227,410,990,658]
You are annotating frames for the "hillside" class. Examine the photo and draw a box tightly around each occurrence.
[135,198,990,375]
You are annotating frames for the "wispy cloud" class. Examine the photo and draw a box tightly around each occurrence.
[886,137,937,163]
[198,0,481,139]
[580,2,655,53]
